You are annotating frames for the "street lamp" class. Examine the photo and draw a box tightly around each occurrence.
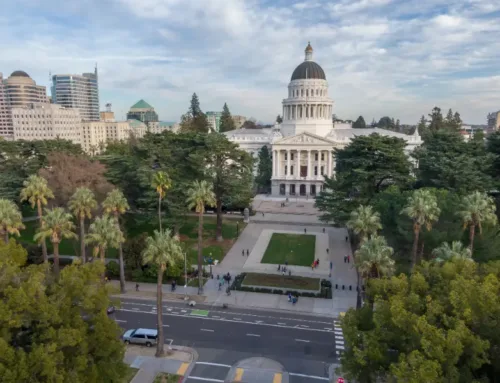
[183,250,188,299]
[209,252,213,278]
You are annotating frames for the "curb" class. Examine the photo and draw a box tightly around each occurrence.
[172,345,199,381]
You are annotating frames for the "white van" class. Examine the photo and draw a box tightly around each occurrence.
[122,328,158,347]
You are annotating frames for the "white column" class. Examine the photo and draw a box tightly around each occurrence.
[296,149,300,178]
[277,150,281,177]
[318,150,322,178]
[287,150,291,178]
[307,150,311,178]
[327,150,331,176]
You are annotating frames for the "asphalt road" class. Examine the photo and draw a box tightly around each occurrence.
[115,297,345,381]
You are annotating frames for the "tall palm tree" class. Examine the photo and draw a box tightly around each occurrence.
[0,199,25,243]
[142,229,183,357]
[186,180,216,294]
[85,215,124,264]
[458,191,497,254]
[20,174,54,263]
[347,205,382,309]
[432,241,472,263]
[346,205,382,243]
[103,189,130,293]
[152,171,171,231]
[355,236,395,279]
[401,189,440,268]
[68,187,97,264]
[34,207,76,278]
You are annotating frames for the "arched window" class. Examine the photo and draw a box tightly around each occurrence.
[301,89,304,97]
[306,89,309,97]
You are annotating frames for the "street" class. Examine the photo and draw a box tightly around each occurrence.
[114,298,344,382]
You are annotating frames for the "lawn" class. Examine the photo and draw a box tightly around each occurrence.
[123,365,139,382]
[242,272,320,291]
[260,233,316,266]
[153,373,182,383]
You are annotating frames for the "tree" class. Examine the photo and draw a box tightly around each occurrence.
[0,244,127,382]
[428,106,444,132]
[401,189,441,267]
[186,180,216,294]
[203,134,253,241]
[417,115,428,136]
[377,116,393,129]
[276,115,283,124]
[102,189,130,293]
[346,205,382,243]
[0,199,24,243]
[355,235,395,279]
[68,187,97,263]
[141,229,183,357]
[316,134,412,226]
[86,215,124,267]
[352,116,367,129]
[38,153,114,206]
[219,103,236,133]
[20,174,54,263]
[458,191,497,253]
[241,119,257,129]
[432,241,472,262]
[34,207,76,277]
[152,171,171,231]
[179,93,209,133]
[255,145,272,192]
[486,131,500,188]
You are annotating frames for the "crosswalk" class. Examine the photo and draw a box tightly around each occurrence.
[333,320,345,356]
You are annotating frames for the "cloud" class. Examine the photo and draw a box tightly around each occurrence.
[0,0,498,125]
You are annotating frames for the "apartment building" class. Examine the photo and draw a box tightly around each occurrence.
[0,72,13,139]
[11,103,81,143]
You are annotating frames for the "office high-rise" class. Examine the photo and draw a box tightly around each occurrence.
[3,70,48,107]
[0,73,13,139]
[51,67,100,121]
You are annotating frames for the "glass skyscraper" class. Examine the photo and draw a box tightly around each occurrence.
[51,67,99,121]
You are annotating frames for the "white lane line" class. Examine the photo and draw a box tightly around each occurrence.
[335,335,343,339]
[324,327,332,331]
[132,308,140,311]
[186,377,223,382]
[201,328,214,332]
[117,309,336,333]
[295,339,310,343]
[181,310,187,313]
[246,333,260,337]
[336,341,345,345]
[277,322,286,325]
[289,372,329,381]
[337,345,345,350]
[212,315,220,318]
[255,320,263,323]
[115,319,127,323]
[195,362,231,368]
[300,325,309,328]
[233,317,242,321]
[167,308,172,311]
[163,325,170,327]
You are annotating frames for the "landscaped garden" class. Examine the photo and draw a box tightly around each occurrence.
[242,272,320,291]
[153,373,182,383]
[260,233,316,266]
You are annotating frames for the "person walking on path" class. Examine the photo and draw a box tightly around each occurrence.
[347,255,351,263]
[304,228,307,234]
[345,235,348,242]
[246,249,249,256]
[311,262,315,270]
[135,283,139,291]
[344,255,347,263]
[242,249,244,256]
[326,248,329,254]
[323,228,325,233]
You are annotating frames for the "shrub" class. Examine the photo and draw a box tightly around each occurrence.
[106,261,120,278]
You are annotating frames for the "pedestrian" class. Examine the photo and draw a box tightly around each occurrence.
[218,281,222,291]
[323,228,325,233]
[285,260,288,266]
[288,292,292,302]
[311,262,314,270]
[288,270,292,276]
[345,235,348,242]
[135,283,139,291]
[330,261,333,270]
[316,258,319,266]
[344,255,347,263]
[246,249,249,256]
[326,248,329,254]
[347,255,350,263]
[282,270,285,276]
[262,212,265,217]
[304,228,307,233]
[278,264,281,271]
[242,249,244,256]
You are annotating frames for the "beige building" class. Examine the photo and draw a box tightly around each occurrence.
[3,71,48,107]
[0,73,13,139]
[100,110,116,122]
[11,103,81,143]
[232,115,246,129]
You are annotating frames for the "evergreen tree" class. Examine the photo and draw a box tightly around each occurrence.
[453,111,462,130]
[189,93,202,118]
[428,106,444,132]
[371,118,376,127]
[417,115,427,135]
[353,116,367,129]
[378,116,392,129]
[255,145,272,192]
[179,93,209,133]
[219,103,236,132]
[276,115,283,124]
[395,119,401,132]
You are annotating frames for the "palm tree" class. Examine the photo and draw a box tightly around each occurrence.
[142,229,183,357]
[152,171,171,231]
[347,205,382,309]
[432,241,472,263]
[401,189,440,268]
[458,191,497,254]
[20,174,54,263]
[85,215,124,264]
[34,207,76,277]
[68,187,97,264]
[103,189,130,293]
[186,180,216,294]
[0,199,25,243]
[355,236,395,279]
[346,205,382,243]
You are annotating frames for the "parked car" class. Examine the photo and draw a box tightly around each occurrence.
[122,328,158,347]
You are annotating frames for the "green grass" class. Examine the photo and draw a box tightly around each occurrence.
[242,272,320,291]
[261,233,316,266]
[123,365,139,383]
[153,373,182,383]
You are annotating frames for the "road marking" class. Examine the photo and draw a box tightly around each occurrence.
[246,333,260,337]
[255,320,263,323]
[300,325,309,328]
[186,377,223,382]
[212,315,220,318]
[273,372,282,383]
[195,362,231,368]
[324,327,332,330]
[132,308,140,311]
[191,309,209,317]
[234,368,244,381]
[233,317,242,320]
[177,362,189,376]
[295,339,310,343]
[117,309,337,333]
[337,345,345,350]
[181,310,187,313]
[335,336,343,340]
[115,319,127,323]
[201,328,214,332]
[277,322,286,325]
[163,325,170,327]
[167,308,172,311]
[289,372,329,381]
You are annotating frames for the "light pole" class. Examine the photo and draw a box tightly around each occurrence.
[209,252,213,277]
[236,221,239,237]
[183,250,188,299]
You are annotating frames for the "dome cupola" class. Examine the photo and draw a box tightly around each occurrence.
[290,42,326,81]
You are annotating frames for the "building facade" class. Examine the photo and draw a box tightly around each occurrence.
[224,43,422,197]
[0,73,13,139]
[126,99,159,125]
[51,68,100,121]
[11,103,82,143]
[487,111,500,130]
[3,71,48,108]
[206,111,222,132]
[232,115,246,129]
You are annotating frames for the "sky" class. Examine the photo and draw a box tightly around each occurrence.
[1,0,499,125]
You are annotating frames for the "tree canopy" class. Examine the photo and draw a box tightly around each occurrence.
[353,116,367,129]
[255,145,272,193]
[219,103,236,133]
[179,93,209,133]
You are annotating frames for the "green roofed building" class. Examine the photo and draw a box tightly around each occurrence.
[126,99,159,125]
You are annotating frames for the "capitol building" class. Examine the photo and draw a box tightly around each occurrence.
[224,43,422,197]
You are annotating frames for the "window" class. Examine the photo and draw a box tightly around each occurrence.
[315,153,318,161]
[314,166,318,176]
[306,89,309,97]
[321,166,324,175]
[284,152,288,160]
[291,153,294,160]
[321,153,325,161]
[132,334,146,339]
[291,165,294,175]
[285,165,288,175]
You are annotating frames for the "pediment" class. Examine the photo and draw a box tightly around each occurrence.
[273,132,334,146]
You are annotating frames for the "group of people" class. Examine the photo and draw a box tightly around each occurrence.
[241,249,250,256]
[277,264,292,276]
[218,272,232,292]
[287,292,299,305]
